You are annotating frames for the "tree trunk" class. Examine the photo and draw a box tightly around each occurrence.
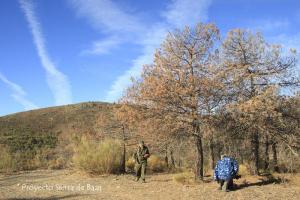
[209,138,215,169]
[178,160,182,168]
[249,75,260,175]
[164,145,169,168]
[120,142,126,173]
[170,149,175,168]
[272,141,279,172]
[217,143,222,160]
[195,135,204,180]
[120,125,126,173]
[264,135,270,170]
[251,130,260,175]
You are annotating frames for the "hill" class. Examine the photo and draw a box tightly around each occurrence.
[0,102,119,170]
[0,101,114,137]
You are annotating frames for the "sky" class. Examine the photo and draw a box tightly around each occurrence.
[0,0,299,116]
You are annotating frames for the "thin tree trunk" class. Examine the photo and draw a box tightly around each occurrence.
[251,130,260,175]
[249,75,260,175]
[164,145,169,168]
[170,149,175,168]
[178,160,182,168]
[264,135,270,170]
[209,138,215,169]
[240,143,244,164]
[195,135,204,180]
[272,141,279,172]
[217,143,222,160]
[120,125,126,173]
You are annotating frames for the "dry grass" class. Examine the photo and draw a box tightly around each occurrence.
[125,157,135,172]
[147,155,167,173]
[173,172,195,184]
[0,145,16,173]
[73,137,122,174]
[239,164,250,176]
[1,170,300,200]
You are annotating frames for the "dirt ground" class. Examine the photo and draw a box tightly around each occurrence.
[0,170,300,200]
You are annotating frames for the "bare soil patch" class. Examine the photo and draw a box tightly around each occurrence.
[0,170,299,200]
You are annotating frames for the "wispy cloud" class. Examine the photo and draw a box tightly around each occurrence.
[163,0,212,27]
[69,0,144,55]
[69,0,142,33]
[19,0,72,105]
[68,0,212,101]
[104,0,213,102]
[104,25,167,102]
[0,72,38,110]
[81,36,122,55]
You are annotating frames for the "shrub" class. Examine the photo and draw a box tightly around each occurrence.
[73,137,122,174]
[5,132,57,153]
[0,145,16,173]
[126,157,135,172]
[148,155,167,173]
[239,164,250,176]
[277,147,300,173]
[1,132,58,171]
[49,157,67,170]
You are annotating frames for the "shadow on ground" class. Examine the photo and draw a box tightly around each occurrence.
[234,174,288,191]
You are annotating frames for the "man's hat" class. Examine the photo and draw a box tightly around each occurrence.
[139,140,144,145]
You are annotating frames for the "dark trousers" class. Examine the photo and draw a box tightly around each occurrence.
[219,179,233,191]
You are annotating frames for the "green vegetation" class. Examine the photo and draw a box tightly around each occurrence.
[0,102,118,172]
[0,98,298,177]
[0,145,16,173]
[73,137,122,174]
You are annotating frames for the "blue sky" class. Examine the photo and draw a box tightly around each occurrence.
[0,0,299,116]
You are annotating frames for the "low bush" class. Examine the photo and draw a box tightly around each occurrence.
[239,164,250,176]
[49,157,67,170]
[73,137,122,174]
[0,145,16,173]
[125,157,135,172]
[148,155,167,173]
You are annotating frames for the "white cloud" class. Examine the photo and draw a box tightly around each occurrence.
[69,0,143,33]
[68,0,212,101]
[19,0,72,105]
[81,36,122,55]
[69,0,145,55]
[105,0,213,102]
[104,27,166,102]
[163,0,212,27]
[0,72,38,110]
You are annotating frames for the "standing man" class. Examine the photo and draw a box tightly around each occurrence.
[134,141,150,183]
[214,154,239,192]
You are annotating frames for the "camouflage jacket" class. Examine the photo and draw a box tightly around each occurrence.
[214,156,239,181]
[134,146,150,164]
